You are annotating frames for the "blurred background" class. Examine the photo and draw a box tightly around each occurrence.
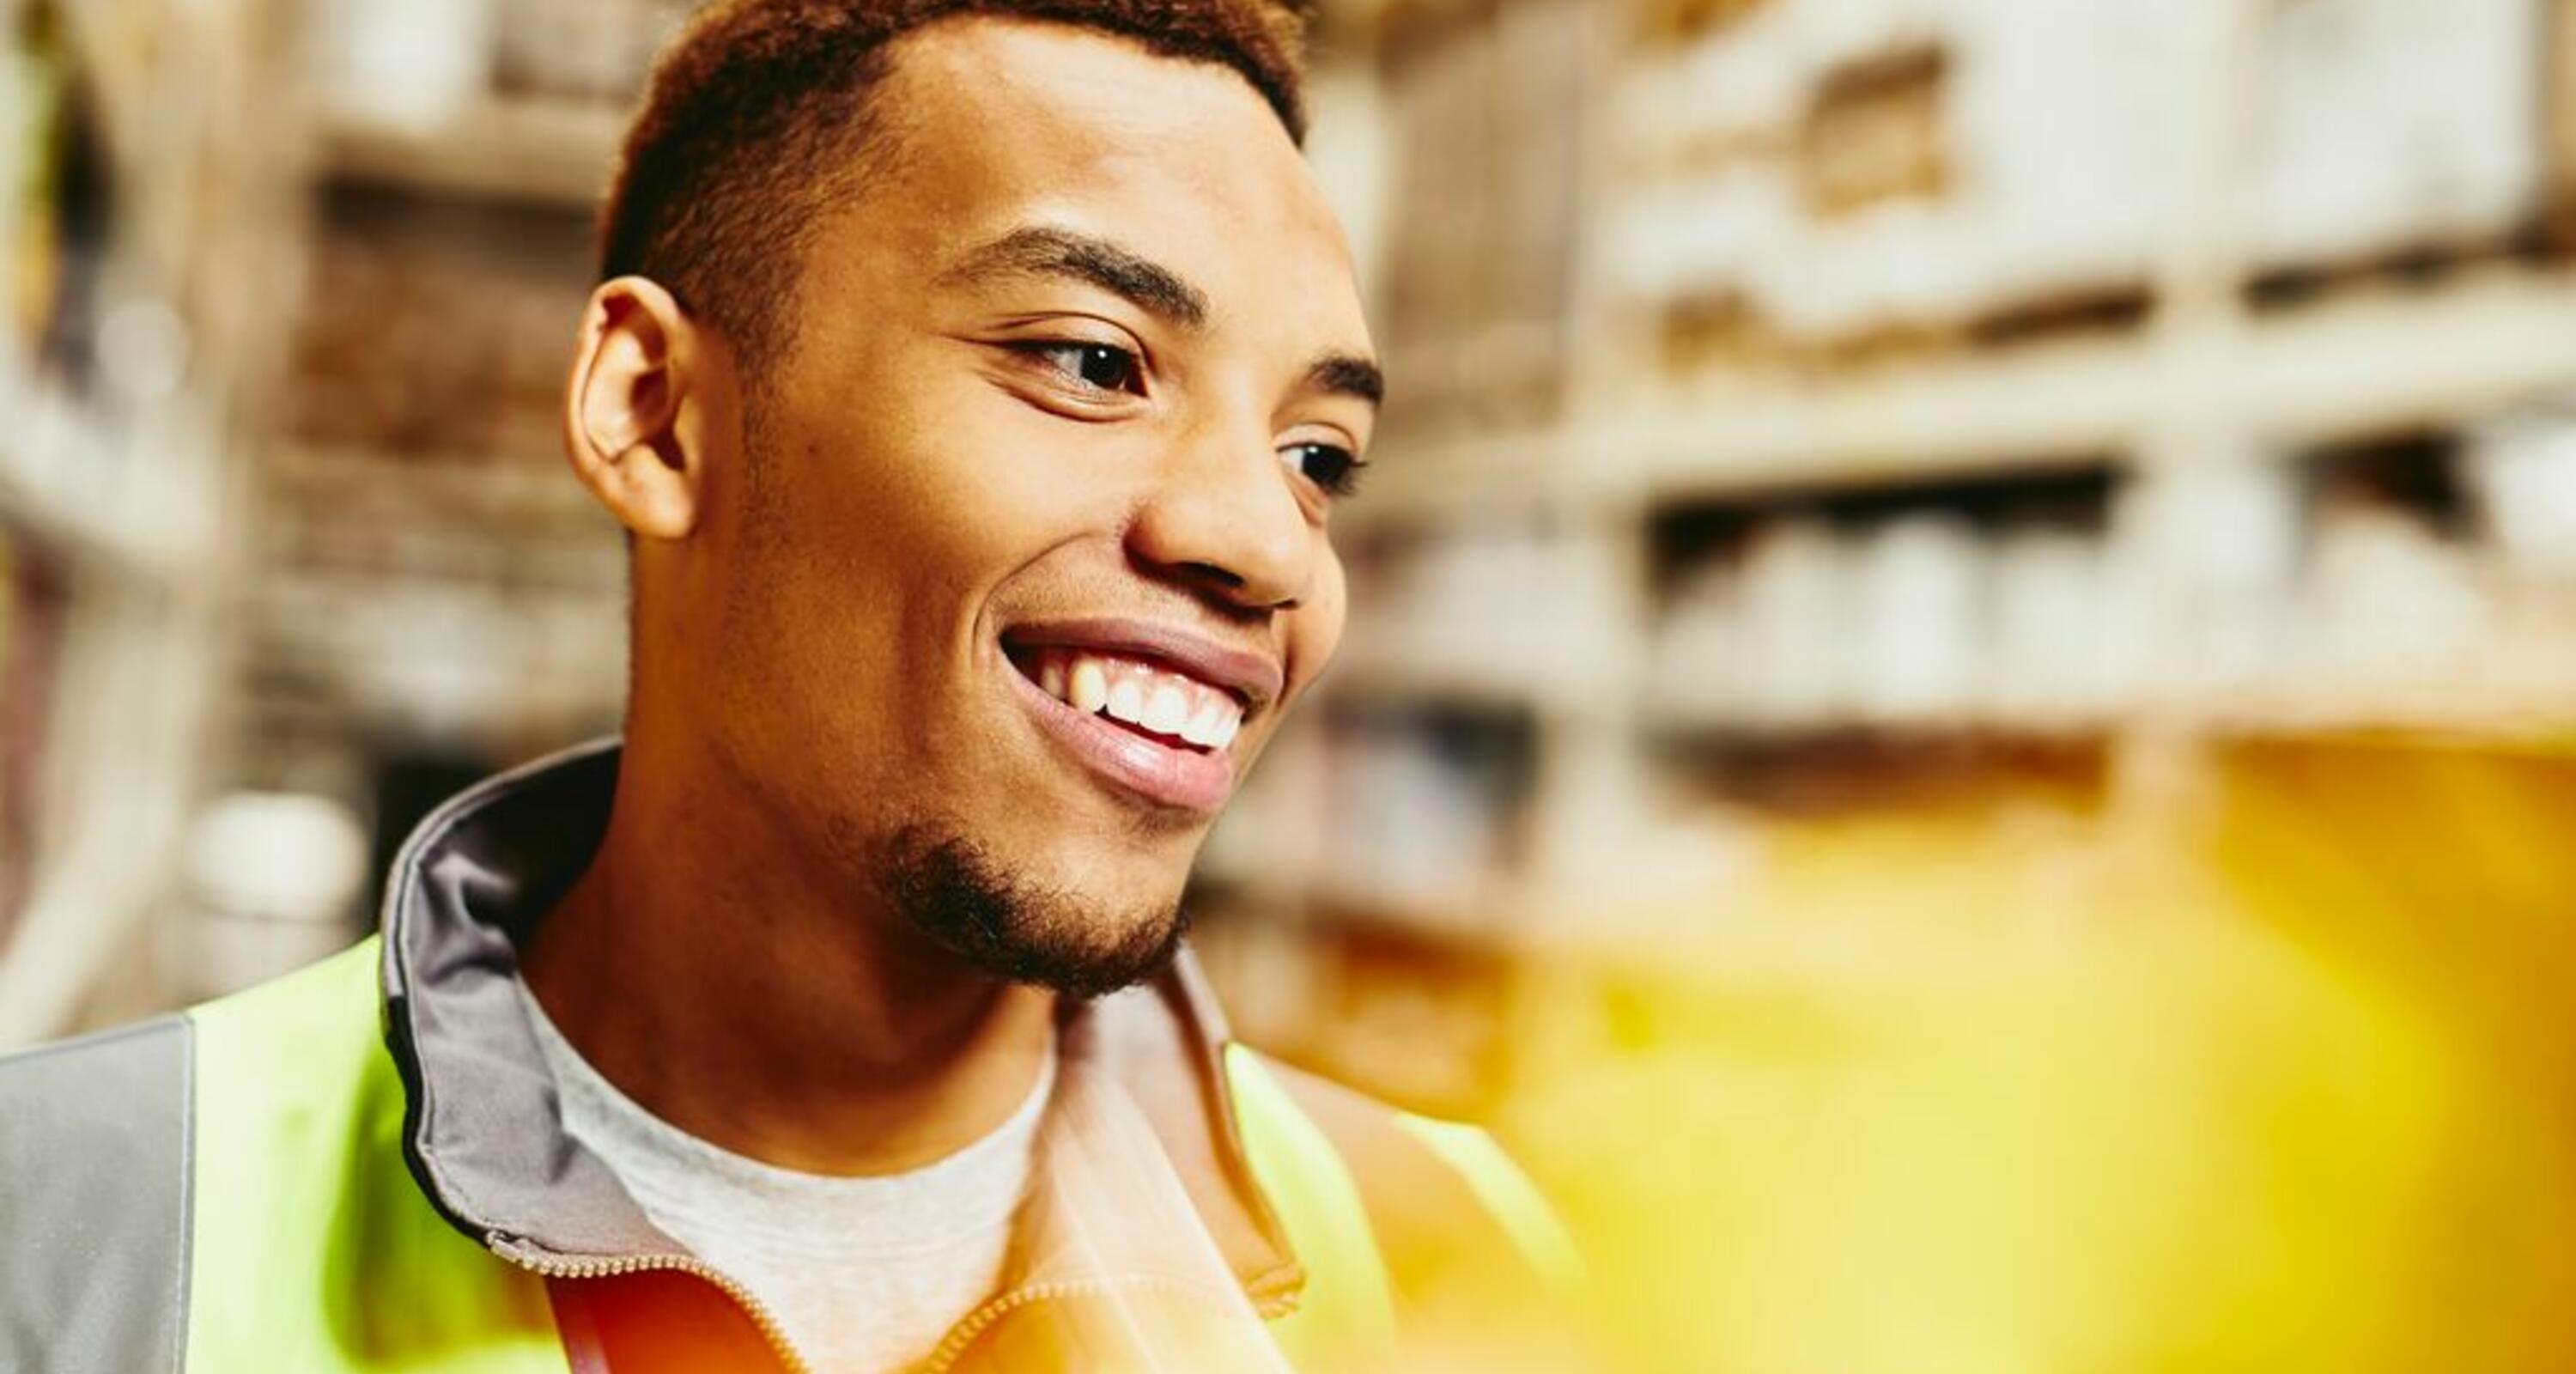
[9,0,2576,1368]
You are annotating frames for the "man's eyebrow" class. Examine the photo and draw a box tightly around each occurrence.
[938,226,1209,328]
[1305,353,1385,410]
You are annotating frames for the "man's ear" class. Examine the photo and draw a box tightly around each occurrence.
[564,277,715,541]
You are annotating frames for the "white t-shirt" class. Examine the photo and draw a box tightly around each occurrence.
[516,979,1054,1374]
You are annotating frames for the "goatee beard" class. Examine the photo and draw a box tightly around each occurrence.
[875,824,1190,1000]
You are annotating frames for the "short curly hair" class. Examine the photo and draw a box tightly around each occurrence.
[601,0,1314,372]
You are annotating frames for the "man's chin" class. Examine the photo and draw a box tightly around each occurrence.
[877,824,1191,999]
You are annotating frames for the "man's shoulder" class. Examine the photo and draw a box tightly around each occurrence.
[1238,1052,1485,1219]
[1226,1049,1576,1309]
[0,938,385,1158]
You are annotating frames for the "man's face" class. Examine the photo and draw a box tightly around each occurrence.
[688,19,1376,990]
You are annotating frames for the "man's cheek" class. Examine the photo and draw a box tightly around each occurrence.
[951,471,1127,561]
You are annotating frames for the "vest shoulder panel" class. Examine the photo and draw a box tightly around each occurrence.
[0,1015,193,1374]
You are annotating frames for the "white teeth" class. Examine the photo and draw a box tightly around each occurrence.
[1041,648,1246,751]
[1068,659,1109,714]
[1142,682,1191,735]
[1105,677,1146,725]
[1181,699,1227,747]
[1181,696,1246,750]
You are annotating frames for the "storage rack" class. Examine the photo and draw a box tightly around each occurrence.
[236,40,636,935]
[2,0,639,1042]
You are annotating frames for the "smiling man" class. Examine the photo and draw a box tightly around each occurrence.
[0,3,1571,1372]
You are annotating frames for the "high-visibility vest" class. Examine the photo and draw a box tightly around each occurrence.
[2,938,1575,1372]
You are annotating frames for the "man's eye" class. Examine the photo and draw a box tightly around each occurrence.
[1025,342,1143,395]
[1283,441,1364,498]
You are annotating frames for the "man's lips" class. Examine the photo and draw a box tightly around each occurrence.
[1004,659,1239,812]
[998,618,1279,813]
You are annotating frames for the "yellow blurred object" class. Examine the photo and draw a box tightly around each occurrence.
[1481,738,2576,1374]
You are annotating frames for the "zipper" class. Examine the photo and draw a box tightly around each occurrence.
[916,1274,1292,1374]
[495,1238,817,1374]
[504,1249,1291,1374]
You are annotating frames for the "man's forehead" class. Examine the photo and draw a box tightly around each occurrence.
[870,17,1295,167]
[847,20,1372,350]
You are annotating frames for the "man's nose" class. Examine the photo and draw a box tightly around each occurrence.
[1125,414,1315,613]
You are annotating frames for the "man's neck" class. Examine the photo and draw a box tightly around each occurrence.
[519,733,1058,1177]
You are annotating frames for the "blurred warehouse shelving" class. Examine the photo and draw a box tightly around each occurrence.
[236,0,654,941]
[321,91,627,210]
[0,0,295,1044]
[1191,0,2576,1117]
[4,0,667,1040]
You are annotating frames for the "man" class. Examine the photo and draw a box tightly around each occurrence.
[0,3,1574,1371]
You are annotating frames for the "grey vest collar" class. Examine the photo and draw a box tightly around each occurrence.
[374,736,1303,1307]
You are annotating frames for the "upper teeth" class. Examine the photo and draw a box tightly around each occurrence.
[1034,650,1243,750]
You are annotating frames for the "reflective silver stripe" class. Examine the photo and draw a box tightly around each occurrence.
[0,1015,192,1374]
